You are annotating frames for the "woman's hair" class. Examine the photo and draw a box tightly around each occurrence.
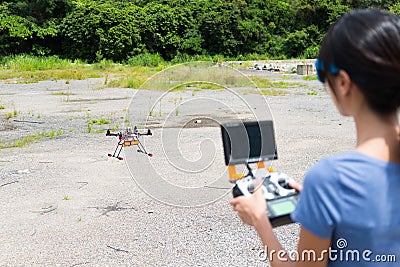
[318,9,400,115]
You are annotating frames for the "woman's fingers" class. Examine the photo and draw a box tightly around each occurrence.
[288,180,303,192]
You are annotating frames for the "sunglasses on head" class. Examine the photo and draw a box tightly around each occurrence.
[315,59,340,83]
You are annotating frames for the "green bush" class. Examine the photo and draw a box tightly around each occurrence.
[0,0,71,56]
[284,30,310,58]
[390,2,400,15]
[301,46,320,59]
[1,54,71,71]
[127,53,165,67]
[141,2,192,60]
[61,1,144,62]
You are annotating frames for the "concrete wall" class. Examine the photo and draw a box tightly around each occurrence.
[228,59,316,74]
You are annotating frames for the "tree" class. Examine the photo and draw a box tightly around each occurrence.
[140,2,191,60]
[198,1,245,56]
[390,2,400,15]
[0,14,33,55]
[61,1,143,62]
[0,0,71,56]
[342,0,399,9]
[2,0,390,61]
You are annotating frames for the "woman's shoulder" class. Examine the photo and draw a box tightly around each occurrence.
[304,151,352,185]
[304,150,400,189]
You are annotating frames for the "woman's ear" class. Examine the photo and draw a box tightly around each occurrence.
[327,70,355,116]
[333,70,366,117]
[335,70,352,97]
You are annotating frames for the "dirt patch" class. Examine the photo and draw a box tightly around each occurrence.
[183,117,221,128]
[0,118,15,131]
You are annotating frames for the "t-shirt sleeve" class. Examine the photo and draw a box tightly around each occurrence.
[291,158,341,239]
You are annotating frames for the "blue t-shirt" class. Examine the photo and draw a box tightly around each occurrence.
[291,151,400,266]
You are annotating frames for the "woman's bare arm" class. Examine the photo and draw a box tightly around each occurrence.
[231,180,331,267]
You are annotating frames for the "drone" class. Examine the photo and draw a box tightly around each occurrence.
[106,126,153,160]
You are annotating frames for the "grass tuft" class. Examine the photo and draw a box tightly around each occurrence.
[260,89,287,96]
[270,81,306,88]
[51,91,74,96]
[307,90,318,95]
[90,118,110,125]
[0,55,149,83]
[303,75,318,81]
[242,89,287,96]
[249,76,305,89]
[1,55,72,71]
[87,118,110,133]
[1,130,63,148]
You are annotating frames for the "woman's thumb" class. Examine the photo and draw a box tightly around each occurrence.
[253,178,265,197]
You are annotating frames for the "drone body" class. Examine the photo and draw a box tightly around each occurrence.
[106,127,153,160]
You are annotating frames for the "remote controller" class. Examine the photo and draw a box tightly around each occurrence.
[232,172,299,227]
[220,120,299,227]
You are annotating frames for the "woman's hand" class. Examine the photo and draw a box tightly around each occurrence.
[288,180,303,192]
[230,179,303,226]
[230,179,267,226]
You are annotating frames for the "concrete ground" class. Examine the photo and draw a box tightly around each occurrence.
[0,64,355,266]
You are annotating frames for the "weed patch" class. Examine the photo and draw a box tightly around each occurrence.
[1,130,63,149]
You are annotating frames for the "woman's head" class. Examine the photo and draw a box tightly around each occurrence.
[317,9,400,116]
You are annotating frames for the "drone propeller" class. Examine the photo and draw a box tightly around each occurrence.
[106,129,120,137]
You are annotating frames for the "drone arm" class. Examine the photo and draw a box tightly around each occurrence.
[137,129,152,136]
[106,129,120,137]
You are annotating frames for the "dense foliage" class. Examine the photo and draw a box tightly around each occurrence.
[0,0,399,62]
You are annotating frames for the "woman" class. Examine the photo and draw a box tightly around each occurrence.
[230,9,400,266]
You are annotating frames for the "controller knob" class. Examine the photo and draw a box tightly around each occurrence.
[267,182,279,195]
[247,183,255,194]
[232,185,244,197]
[278,178,292,189]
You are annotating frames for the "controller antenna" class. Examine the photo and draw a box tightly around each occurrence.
[246,164,256,179]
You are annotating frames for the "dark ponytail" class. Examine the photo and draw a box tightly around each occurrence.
[318,9,400,116]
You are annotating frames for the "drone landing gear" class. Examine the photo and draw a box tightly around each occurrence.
[108,154,124,160]
[137,142,153,157]
[108,140,152,160]
[108,142,124,160]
